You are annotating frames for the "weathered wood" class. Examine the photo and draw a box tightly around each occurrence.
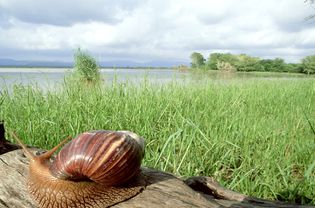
[185,176,315,208]
[0,149,314,208]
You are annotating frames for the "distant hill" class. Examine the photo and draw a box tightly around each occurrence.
[0,58,72,68]
[0,58,189,68]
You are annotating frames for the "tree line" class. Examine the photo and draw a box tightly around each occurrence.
[190,52,315,74]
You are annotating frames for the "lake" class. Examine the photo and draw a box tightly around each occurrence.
[0,67,313,91]
[0,68,191,90]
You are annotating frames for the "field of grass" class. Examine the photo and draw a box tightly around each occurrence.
[0,77,314,205]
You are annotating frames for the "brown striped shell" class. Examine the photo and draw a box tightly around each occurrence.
[49,130,145,186]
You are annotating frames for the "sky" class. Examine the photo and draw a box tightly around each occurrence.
[0,0,314,65]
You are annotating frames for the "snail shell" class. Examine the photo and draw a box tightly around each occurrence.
[50,130,145,186]
[13,130,145,208]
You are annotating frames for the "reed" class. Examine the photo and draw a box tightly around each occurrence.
[0,78,314,205]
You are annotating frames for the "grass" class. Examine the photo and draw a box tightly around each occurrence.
[74,48,100,82]
[0,77,314,205]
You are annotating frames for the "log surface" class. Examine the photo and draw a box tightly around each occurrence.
[0,149,314,208]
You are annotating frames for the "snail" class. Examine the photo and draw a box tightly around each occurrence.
[12,130,145,208]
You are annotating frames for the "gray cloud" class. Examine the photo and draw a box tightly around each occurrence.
[0,0,314,64]
[0,0,142,26]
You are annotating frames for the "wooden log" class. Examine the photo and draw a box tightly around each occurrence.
[0,149,314,208]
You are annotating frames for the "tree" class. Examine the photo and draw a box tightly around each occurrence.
[206,53,221,70]
[272,58,286,72]
[190,52,205,68]
[235,54,262,72]
[284,63,304,73]
[305,0,315,20]
[206,53,238,70]
[259,58,286,72]
[301,55,315,74]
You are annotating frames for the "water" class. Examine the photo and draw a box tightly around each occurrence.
[0,68,190,90]
[0,67,313,91]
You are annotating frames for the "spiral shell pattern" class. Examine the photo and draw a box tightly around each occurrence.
[49,130,145,186]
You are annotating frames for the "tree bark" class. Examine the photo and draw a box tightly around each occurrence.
[0,123,314,208]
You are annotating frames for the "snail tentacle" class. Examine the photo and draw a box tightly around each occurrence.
[11,132,36,161]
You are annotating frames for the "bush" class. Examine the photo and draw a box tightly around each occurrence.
[74,48,100,82]
[302,55,315,74]
[216,61,236,72]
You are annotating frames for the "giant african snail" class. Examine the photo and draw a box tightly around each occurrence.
[12,130,145,208]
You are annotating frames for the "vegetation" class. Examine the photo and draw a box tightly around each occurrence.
[216,61,236,72]
[302,55,315,75]
[305,0,315,20]
[190,52,205,69]
[190,52,314,74]
[207,53,238,71]
[74,48,100,82]
[0,78,314,205]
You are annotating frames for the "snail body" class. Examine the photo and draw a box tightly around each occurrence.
[14,130,145,208]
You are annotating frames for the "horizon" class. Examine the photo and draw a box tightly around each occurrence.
[0,0,315,64]
[0,51,309,68]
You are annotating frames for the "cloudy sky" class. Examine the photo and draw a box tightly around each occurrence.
[0,0,314,65]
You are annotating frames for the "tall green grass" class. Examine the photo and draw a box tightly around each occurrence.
[73,48,100,82]
[0,78,314,205]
